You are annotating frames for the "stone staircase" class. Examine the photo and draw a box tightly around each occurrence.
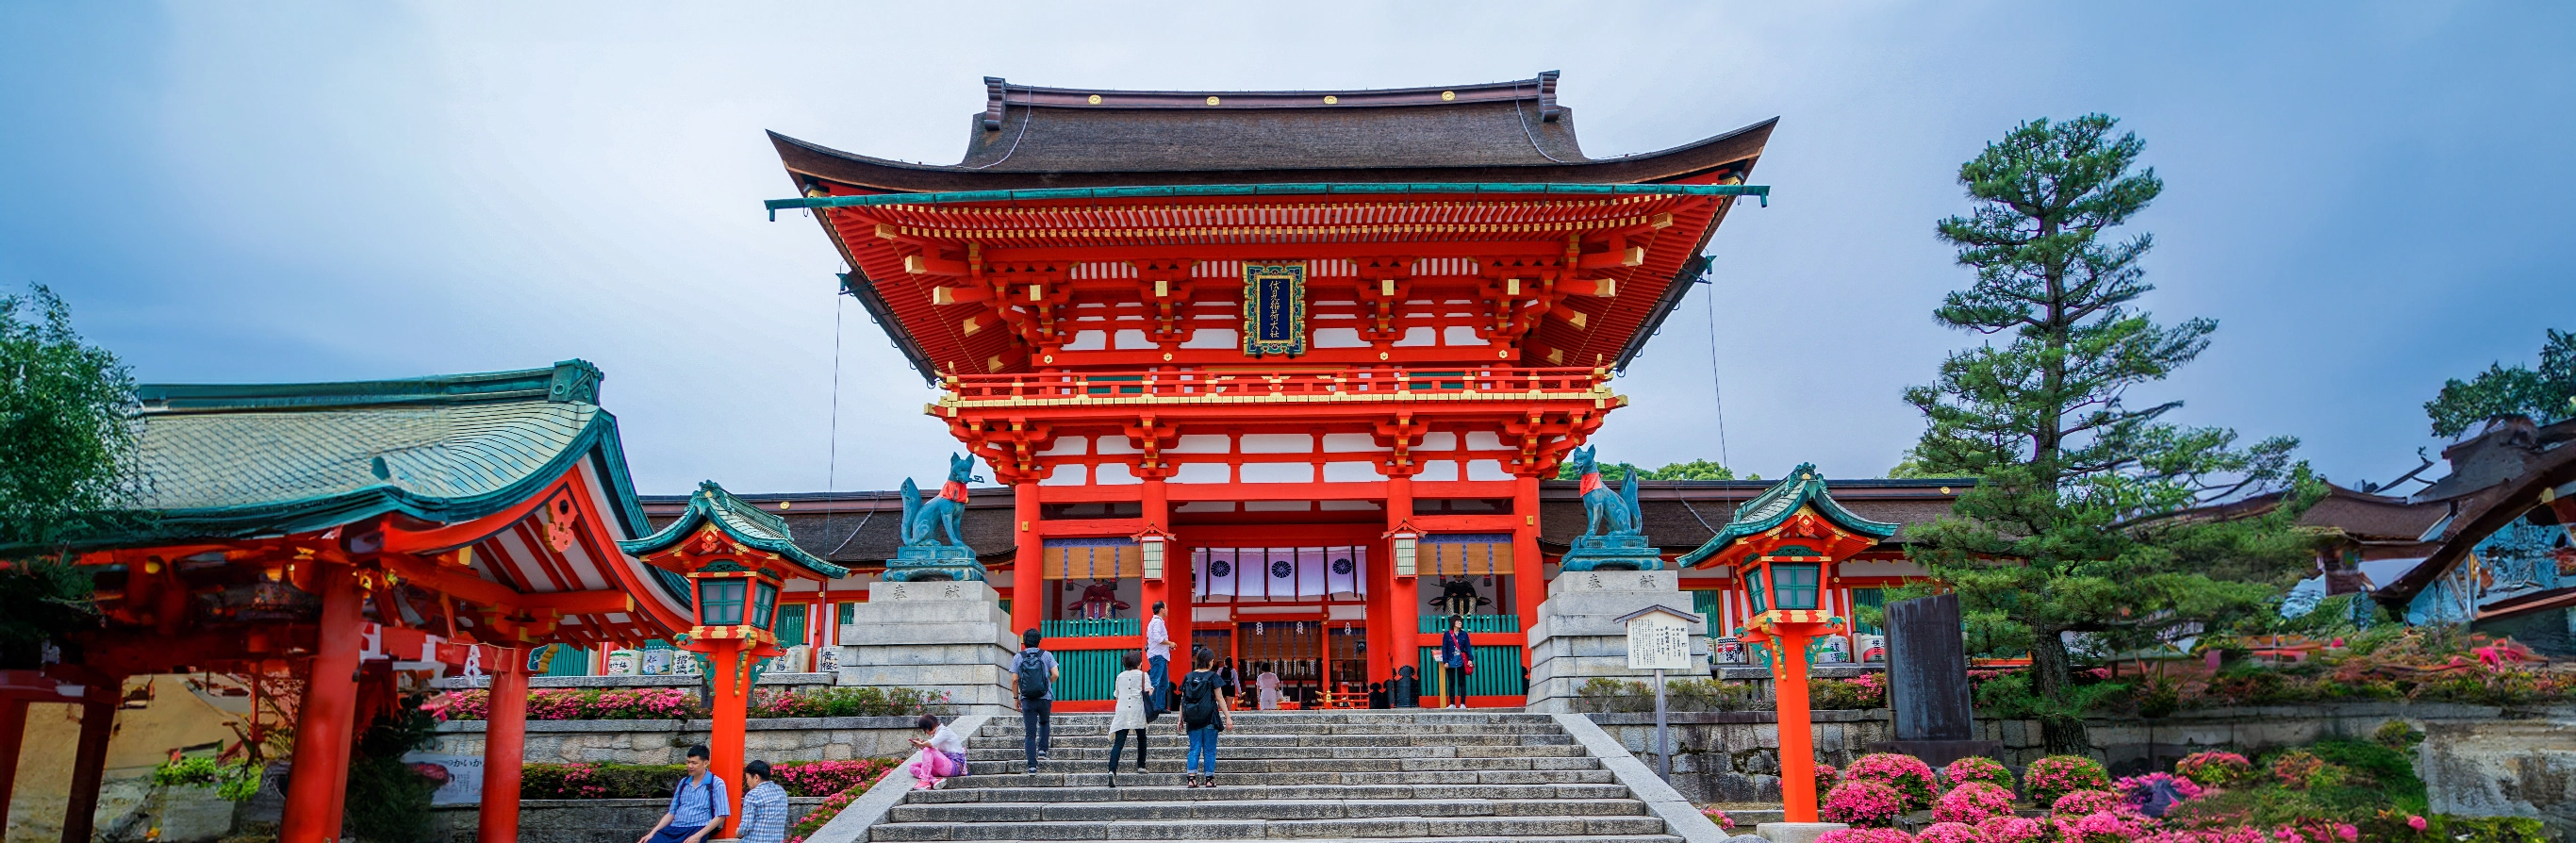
[861,711,1688,842]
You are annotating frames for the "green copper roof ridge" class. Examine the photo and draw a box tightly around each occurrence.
[1673,463,1903,567]
[766,182,1770,219]
[619,481,849,580]
[139,359,605,414]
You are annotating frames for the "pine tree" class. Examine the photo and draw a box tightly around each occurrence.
[2423,328,2576,438]
[1897,115,2317,754]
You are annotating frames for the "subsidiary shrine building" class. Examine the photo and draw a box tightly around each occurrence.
[746,74,1966,708]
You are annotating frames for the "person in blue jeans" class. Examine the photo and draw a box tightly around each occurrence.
[637,745,727,843]
[1177,647,1233,787]
[1143,601,1173,713]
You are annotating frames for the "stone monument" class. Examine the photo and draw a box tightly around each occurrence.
[1525,569,1708,712]
[1869,593,2001,767]
[836,578,1018,715]
[835,455,1016,714]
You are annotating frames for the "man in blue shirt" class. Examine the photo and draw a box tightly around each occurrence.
[737,760,790,843]
[638,745,728,843]
[1144,601,1172,713]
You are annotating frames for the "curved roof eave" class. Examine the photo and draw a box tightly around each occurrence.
[619,481,850,581]
[769,117,1777,193]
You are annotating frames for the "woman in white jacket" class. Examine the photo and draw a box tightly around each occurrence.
[1104,650,1151,786]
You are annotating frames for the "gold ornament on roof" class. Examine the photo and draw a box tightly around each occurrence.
[1441,91,1456,101]
[1087,94,1101,105]
[1324,95,1338,105]
[1206,96,1220,106]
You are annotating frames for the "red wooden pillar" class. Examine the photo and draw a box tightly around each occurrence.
[283,565,362,843]
[1513,474,1544,666]
[1385,474,1420,703]
[707,639,751,826]
[1011,481,1044,639]
[478,647,529,843]
[1362,537,1395,685]
[60,699,115,843]
[0,698,25,830]
[1772,632,1819,822]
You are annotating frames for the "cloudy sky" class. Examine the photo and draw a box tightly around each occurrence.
[5,3,2569,496]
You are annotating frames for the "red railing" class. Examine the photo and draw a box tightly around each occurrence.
[943,366,1608,403]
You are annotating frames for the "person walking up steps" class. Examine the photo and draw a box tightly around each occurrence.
[1105,650,1151,787]
[1011,628,1059,775]
[1143,601,1173,713]
[1178,648,1233,787]
[1255,661,1280,710]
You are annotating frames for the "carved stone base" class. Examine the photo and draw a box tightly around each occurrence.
[1557,533,1665,572]
[834,580,1017,714]
[881,544,987,583]
[1525,569,1707,712]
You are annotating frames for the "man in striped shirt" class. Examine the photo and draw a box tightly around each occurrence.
[737,760,790,843]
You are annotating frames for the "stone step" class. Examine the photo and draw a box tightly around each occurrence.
[987,721,1571,735]
[979,717,1545,732]
[942,769,1621,788]
[902,783,1636,804]
[885,838,1678,843]
[867,815,1673,841]
[968,744,1589,762]
[967,756,1601,774]
[891,798,1646,823]
[972,733,1571,748]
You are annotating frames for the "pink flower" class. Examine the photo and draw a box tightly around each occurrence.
[2050,788,2124,818]
[1698,806,1734,830]
[1916,821,1984,843]
[1822,780,1909,828]
[2023,755,2111,805]
[2406,815,2427,832]
[1942,756,2015,792]
[1845,752,1940,811]
[1934,782,2018,825]
[2173,751,2254,787]
[1976,816,2045,843]
[1815,829,1916,843]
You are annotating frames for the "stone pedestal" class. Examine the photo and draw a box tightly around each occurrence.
[1525,569,1709,712]
[835,580,1017,715]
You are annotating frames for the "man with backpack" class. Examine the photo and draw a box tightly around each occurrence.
[1010,628,1059,775]
[1177,646,1233,787]
[637,745,726,843]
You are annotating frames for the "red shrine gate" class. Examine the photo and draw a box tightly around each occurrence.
[772,74,1775,707]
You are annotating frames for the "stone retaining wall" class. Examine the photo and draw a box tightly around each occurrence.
[428,797,826,843]
[426,717,926,765]
[1585,701,2576,835]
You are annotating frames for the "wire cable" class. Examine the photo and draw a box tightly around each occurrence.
[1703,275,1730,471]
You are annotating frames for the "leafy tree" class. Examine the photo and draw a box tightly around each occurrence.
[1553,458,1742,481]
[2423,328,2575,438]
[0,284,139,548]
[1894,115,2318,754]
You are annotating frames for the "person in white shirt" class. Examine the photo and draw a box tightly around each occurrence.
[1105,650,1151,786]
[902,714,968,789]
[1255,662,1281,710]
[1143,601,1173,713]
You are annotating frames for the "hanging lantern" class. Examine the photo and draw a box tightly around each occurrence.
[1391,529,1420,577]
[1137,533,1168,580]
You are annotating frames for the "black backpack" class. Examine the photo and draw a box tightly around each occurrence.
[1181,670,1221,729]
[1016,650,1049,700]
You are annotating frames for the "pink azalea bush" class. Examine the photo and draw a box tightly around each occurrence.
[1976,815,2046,843]
[434,687,705,720]
[2022,754,2110,805]
[2173,751,2254,787]
[1845,752,1940,811]
[2050,788,2125,817]
[1813,761,1841,795]
[1941,755,2014,792]
[1915,821,1985,843]
[1933,782,2018,825]
[2052,807,2151,843]
[768,758,901,797]
[1814,829,1916,843]
[1821,780,1909,828]
[1697,805,1733,830]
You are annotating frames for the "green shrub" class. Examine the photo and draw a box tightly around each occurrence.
[751,686,955,719]
[1570,677,1762,713]
[150,756,265,802]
